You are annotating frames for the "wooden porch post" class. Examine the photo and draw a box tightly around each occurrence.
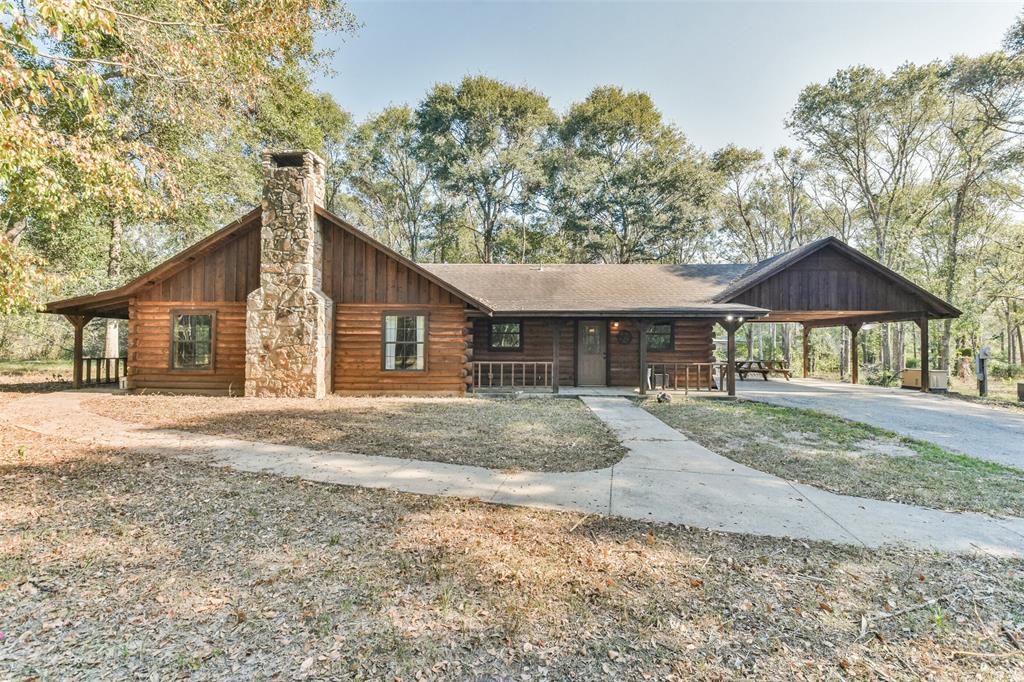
[723,318,741,397]
[918,317,930,392]
[802,324,810,378]
[64,314,92,389]
[847,323,862,385]
[638,319,649,396]
[551,320,560,394]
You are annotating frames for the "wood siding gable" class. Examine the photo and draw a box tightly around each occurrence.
[724,243,956,317]
[720,237,958,317]
[137,220,260,303]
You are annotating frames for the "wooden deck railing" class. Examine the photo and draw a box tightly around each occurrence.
[81,357,128,386]
[473,361,553,390]
[645,362,728,394]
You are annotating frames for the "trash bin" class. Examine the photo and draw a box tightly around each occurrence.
[1018,382,1024,402]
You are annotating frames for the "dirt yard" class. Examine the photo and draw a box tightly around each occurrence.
[2,376,1024,679]
[645,398,1024,517]
[82,392,626,472]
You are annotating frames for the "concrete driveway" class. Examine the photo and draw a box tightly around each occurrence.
[737,378,1024,469]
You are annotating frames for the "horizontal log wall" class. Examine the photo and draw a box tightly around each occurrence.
[127,300,246,393]
[333,304,470,395]
[138,222,260,303]
[609,319,716,387]
[470,319,575,386]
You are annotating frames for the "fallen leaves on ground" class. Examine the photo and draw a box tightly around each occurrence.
[1,378,1023,679]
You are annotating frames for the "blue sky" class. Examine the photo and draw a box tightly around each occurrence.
[315,1,1020,153]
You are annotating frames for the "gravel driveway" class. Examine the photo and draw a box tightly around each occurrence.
[738,378,1024,469]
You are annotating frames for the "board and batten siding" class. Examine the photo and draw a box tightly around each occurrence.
[728,246,923,313]
[124,214,475,395]
[127,219,257,392]
[126,300,246,392]
[321,220,462,306]
[136,221,260,303]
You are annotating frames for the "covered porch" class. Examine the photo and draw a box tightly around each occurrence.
[468,315,755,397]
[49,294,132,390]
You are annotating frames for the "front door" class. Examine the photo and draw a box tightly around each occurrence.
[577,321,607,386]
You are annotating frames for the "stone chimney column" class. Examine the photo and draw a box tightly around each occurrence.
[245,150,333,398]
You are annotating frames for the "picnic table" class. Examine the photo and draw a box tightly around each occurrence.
[735,360,792,381]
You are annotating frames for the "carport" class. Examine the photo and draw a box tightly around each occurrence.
[712,238,961,391]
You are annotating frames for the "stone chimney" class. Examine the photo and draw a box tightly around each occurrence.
[245,150,333,398]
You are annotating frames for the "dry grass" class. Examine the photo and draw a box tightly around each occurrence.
[645,398,1024,517]
[1,393,1023,680]
[946,375,1024,414]
[0,362,70,394]
[81,392,626,473]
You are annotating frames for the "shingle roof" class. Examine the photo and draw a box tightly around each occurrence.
[420,263,767,316]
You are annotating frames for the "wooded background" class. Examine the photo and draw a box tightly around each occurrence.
[3,1,1023,383]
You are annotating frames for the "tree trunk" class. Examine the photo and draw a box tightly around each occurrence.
[5,216,28,245]
[1011,323,1019,366]
[893,322,905,372]
[1008,300,1015,364]
[880,323,891,371]
[940,318,952,371]
[104,216,123,359]
[746,325,754,361]
[839,327,848,380]
[782,324,791,366]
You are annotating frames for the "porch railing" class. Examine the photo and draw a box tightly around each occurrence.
[81,357,128,386]
[473,361,553,390]
[646,362,728,394]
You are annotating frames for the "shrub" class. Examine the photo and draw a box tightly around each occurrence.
[865,369,901,387]
[990,361,1022,380]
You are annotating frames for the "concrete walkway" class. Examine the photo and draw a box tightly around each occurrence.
[737,378,1024,469]
[3,391,1024,557]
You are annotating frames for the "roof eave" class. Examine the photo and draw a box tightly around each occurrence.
[482,306,770,318]
[42,207,262,317]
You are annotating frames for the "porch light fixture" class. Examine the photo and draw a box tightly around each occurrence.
[611,320,620,330]
[725,315,734,321]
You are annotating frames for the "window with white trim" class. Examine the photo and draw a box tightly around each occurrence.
[383,314,426,370]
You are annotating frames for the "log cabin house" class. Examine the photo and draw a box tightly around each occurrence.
[45,150,960,397]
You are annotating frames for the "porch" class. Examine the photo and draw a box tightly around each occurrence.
[468,316,749,397]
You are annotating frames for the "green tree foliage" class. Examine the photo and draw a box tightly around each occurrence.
[345,106,443,261]
[548,87,715,263]
[416,76,555,263]
[1,0,356,311]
